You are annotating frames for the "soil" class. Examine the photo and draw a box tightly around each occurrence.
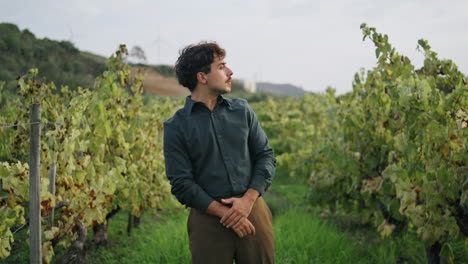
[131,67,189,96]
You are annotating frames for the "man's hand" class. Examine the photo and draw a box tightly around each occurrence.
[231,217,256,238]
[205,199,256,238]
[220,189,259,228]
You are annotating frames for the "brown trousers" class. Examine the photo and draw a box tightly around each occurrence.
[187,197,275,264]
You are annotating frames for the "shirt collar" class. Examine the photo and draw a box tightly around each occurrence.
[184,95,232,114]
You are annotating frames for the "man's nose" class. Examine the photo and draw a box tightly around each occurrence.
[226,67,233,76]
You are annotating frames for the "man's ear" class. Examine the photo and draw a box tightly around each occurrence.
[196,72,207,84]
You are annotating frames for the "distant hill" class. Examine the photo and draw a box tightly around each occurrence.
[256,82,306,97]
[0,23,188,96]
[132,67,189,96]
[0,23,107,93]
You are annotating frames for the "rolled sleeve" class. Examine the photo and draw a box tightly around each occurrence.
[163,121,214,212]
[246,103,277,195]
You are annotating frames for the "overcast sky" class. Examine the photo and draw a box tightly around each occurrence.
[2,0,467,94]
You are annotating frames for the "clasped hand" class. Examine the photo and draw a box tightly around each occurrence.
[220,196,256,238]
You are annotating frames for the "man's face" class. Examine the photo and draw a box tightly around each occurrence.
[204,55,233,94]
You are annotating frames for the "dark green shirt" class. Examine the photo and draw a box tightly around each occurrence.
[163,95,276,212]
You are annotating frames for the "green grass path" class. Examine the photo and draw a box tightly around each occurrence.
[85,181,427,264]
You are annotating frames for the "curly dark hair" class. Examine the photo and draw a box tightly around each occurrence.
[174,42,226,92]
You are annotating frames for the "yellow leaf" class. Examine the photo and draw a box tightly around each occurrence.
[43,227,59,241]
[377,220,395,238]
[42,241,54,264]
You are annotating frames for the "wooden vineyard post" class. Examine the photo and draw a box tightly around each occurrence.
[48,163,56,228]
[29,103,42,264]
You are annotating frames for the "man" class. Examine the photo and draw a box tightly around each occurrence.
[163,42,276,264]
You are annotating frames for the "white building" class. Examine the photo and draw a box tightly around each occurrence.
[243,80,256,93]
